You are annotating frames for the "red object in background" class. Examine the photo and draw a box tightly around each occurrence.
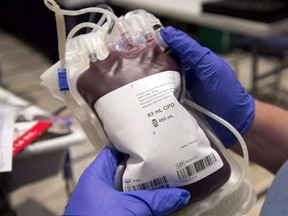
[13,121,52,156]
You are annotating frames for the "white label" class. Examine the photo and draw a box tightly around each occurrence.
[95,71,223,191]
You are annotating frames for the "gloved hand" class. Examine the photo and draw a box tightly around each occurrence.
[160,26,255,147]
[63,146,190,216]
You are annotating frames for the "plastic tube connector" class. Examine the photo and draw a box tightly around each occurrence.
[57,68,69,91]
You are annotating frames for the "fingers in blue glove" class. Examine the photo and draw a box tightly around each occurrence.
[91,147,191,215]
[64,147,191,216]
[125,188,191,216]
[160,26,210,72]
[85,146,123,186]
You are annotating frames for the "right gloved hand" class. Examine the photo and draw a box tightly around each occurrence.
[160,26,255,147]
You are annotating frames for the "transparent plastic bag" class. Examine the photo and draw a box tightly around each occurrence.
[41,1,256,215]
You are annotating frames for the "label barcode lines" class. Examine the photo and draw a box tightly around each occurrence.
[124,176,169,191]
[177,153,218,180]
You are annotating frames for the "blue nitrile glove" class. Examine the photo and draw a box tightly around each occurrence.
[63,146,190,216]
[160,26,255,147]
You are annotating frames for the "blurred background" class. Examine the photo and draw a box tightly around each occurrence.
[0,0,287,215]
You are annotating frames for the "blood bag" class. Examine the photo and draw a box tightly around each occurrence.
[41,1,256,215]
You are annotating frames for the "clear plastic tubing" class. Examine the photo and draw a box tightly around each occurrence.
[183,98,249,196]
[44,0,130,47]
[66,22,105,42]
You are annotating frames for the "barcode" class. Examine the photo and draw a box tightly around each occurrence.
[176,153,217,180]
[124,176,169,191]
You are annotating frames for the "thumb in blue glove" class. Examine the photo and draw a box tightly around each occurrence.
[63,147,190,216]
[160,26,255,147]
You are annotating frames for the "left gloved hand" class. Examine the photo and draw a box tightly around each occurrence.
[63,147,190,216]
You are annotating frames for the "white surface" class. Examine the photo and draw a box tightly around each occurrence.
[15,126,86,158]
[0,87,87,159]
[108,0,288,38]
[0,105,17,172]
